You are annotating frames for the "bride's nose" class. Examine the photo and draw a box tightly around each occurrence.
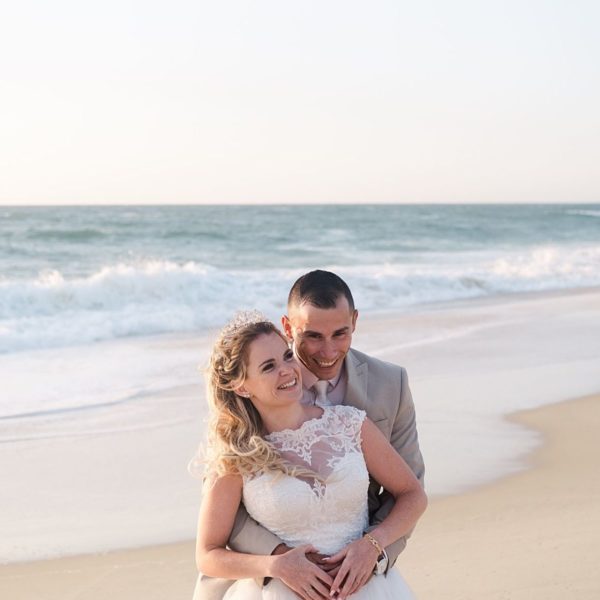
[279,363,294,376]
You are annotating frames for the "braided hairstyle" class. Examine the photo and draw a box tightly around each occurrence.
[200,317,321,482]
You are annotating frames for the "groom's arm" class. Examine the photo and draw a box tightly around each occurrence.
[193,472,284,600]
[369,367,425,570]
[230,502,287,588]
[194,503,284,599]
[195,503,328,599]
[230,504,332,591]
[228,502,283,556]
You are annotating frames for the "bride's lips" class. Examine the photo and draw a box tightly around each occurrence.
[277,377,298,390]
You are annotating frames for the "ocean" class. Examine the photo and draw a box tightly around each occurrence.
[2,203,600,563]
[1,203,599,430]
[3,204,600,351]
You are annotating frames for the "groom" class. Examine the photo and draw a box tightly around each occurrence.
[195,270,425,600]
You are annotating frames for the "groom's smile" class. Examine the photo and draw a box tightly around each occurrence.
[282,296,358,381]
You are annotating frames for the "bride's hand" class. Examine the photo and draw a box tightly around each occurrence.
[306,550,343,574]
[271,544,334,600]
[324,538,379,599]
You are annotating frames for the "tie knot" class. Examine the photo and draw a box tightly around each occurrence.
[313,380,329,405]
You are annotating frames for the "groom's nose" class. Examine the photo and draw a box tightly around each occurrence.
[320,339,337,357]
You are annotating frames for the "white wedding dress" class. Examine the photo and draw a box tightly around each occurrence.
[223,405,415,599]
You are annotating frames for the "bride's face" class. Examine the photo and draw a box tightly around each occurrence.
[237,332,302,407]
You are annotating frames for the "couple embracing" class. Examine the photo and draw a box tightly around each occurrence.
[193,270,426,599]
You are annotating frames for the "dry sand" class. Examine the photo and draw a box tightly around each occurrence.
[2,393,599,600]
[399,393,600,599]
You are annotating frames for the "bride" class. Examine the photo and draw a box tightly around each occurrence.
[194,313,427,600]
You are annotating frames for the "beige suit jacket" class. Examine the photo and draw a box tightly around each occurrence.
[193,348,425,600]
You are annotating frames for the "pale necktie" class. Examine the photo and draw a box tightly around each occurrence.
[313,380,329,406]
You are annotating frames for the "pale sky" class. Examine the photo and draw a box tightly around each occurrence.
[1,1,599,205]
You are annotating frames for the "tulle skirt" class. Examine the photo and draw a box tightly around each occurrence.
[223,568,416,599]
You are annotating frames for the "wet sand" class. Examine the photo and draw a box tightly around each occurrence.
[2,393,599,599]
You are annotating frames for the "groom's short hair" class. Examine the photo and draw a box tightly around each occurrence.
[288,270,355,312]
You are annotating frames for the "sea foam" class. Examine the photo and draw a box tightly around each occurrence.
[1,244,600,354]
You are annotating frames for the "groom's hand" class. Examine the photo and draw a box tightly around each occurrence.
[275,544,342,575]
[306,551,343,577]
[270,544,334,600]
[272,542,292,556]
[326,538,379,599]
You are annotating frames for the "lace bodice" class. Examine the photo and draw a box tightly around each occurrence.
[242,405,369,555]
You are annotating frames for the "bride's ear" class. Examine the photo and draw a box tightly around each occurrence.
[235,386,251,399]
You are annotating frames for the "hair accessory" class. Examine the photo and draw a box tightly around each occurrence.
[220,310,270,340]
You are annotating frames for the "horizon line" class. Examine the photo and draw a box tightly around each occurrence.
[2,200,599,208]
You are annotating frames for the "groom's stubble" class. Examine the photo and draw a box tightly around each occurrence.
[281,296,358,382]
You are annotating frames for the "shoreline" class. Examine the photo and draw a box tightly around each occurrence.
[2,393,599,599]
[1,286,599,565]
[2,284,598,432]
[399,392,600,598]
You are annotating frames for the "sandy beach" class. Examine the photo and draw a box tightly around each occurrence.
[2,288,600,599]
[400,393,600,599]
[2,392,599,599]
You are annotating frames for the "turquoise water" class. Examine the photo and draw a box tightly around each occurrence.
[2,204,599,562]
[1,204,599,353]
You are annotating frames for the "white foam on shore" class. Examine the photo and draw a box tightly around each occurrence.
[1,289,599,563]
[2,243,600,354]
[353,290,600,496]
[0,334,209,425]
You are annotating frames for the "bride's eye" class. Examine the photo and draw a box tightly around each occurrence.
[261,362,274,373]
[284,349,294,361]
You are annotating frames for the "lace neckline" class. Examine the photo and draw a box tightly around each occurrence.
[265,407,330,443]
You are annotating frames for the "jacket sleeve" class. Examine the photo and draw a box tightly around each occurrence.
[228,501,283,555]
[194,502,284,599]
[369,367,425,570]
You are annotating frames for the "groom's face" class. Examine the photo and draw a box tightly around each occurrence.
[282,296,358,381]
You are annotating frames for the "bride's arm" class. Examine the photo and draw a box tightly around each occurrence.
[327,418,428,598]
[196,474,279,579]
[370,366,425,569]
[360,417,427,548]
[196,473,334,598]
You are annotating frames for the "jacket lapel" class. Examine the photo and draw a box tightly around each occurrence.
[344,349,369,411]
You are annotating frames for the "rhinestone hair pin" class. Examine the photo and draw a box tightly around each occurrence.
[219,310,270,340]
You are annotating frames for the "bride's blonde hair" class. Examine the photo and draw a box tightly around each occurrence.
[201,314,319,481]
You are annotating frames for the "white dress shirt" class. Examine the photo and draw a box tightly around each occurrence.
[297,354,347,407]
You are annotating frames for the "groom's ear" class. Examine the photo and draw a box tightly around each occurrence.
[281,315,293,341]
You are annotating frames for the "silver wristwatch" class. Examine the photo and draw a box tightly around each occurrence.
[373,548,389,575]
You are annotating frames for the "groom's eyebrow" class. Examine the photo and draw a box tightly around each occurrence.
[303,326,350,337]
[334,326,350,335]
[303,329,323,337]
